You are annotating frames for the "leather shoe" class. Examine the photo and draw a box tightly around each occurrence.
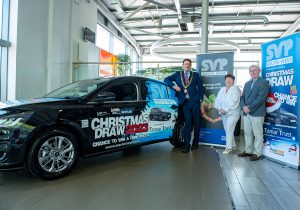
[238,151,252,157]
[191,144,199,150]
[181,147,190,153]
[250,154,261,161]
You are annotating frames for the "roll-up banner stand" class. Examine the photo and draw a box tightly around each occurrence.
[196,52,234,146]
[261,32,300,169]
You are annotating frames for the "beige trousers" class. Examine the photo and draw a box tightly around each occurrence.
[243,114,265,156]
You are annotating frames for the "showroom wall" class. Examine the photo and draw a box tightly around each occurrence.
[13,0,72,99]
[11,0,102,99]
[10,0,135,99]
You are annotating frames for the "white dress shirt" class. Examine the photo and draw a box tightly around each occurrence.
[215,85,241,115]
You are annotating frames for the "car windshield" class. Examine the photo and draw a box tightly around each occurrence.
[44,79,108,99]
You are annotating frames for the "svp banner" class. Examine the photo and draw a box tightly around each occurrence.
[196,52,234,146]
[261,32,300,168]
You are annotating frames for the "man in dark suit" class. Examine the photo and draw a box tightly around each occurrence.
[238,65,269,161]
[164,59,204,153]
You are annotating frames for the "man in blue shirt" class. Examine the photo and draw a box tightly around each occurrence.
[164,59,204,153]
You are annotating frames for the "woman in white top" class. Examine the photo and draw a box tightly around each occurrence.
[215,74,241,154]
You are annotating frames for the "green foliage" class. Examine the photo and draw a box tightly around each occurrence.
[208,94,216,103]
[117,54,131,76]
[204,94,217,104]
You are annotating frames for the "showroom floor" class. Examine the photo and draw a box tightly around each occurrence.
[0,142,232,210]
[218,137,300,210]
[1,138,300,210]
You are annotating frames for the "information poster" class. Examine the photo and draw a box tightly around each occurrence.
[196,52,234,146]
[261,32,300,168]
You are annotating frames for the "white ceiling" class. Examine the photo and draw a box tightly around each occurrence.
[101,0,300,58]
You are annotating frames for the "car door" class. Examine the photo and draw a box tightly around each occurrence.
[143,80,179,142]
[87,80,148,153]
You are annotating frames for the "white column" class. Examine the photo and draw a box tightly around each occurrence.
[201,0,208,54]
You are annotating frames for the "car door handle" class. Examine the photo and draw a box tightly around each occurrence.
[171,105,178,109]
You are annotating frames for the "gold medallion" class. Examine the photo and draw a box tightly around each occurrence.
[180,71,194,92]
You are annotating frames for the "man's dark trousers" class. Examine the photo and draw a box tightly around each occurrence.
[164,71,204,149]
[182,100,200,149]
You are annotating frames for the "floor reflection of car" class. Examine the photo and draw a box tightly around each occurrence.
[149,108,171,121]
[0,76,184,180]
[266,108,297,126]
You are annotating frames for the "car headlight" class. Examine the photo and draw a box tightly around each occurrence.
[0,129,11,140]
[0,112,34,128]
[0,112,35,141]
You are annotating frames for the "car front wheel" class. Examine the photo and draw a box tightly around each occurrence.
[26,128,79,180]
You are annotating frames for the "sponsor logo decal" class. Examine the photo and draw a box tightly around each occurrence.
[81,119,89,128]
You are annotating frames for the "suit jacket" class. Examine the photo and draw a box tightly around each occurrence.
[240,77,269,116]
[164,71,204,105]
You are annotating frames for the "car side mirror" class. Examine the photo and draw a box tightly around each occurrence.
[94,92,116,102]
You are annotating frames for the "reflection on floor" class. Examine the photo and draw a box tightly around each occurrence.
[0,142,232,210]
[218,136,300,210]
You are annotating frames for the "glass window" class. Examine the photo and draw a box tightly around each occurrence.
[0,0,3,35]
[0,0,10,101]
[96,24,110,52]
[113,36,125,56]
[44,79,108,99]
[132,51,137,74]
[235,69,251,90]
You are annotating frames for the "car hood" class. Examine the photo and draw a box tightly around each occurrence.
[0,98,75,116]
[0,98,68,109]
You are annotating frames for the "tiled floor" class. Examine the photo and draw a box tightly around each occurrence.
[1,138,299,210]
[0,142,232,210]
[217,137,300,210]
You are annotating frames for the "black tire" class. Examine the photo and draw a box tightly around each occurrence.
[26,128,79,180]
[169,120,184,147]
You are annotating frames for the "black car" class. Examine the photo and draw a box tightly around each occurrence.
[0,77,183,179]
[149,108,171,121]
[265,108,297,127]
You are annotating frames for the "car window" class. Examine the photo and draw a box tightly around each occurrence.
[104,82,138,101]
[44,79,107,99]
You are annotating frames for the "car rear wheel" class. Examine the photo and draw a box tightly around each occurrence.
[169,120,184,147]
[26,128,79,180]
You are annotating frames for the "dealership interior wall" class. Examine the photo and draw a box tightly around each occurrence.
[1,0,300,210]
[2,0,265,100]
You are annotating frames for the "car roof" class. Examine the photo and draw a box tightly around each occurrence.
[86,76,166,85]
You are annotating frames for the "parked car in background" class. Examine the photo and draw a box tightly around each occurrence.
[0,76,183,179]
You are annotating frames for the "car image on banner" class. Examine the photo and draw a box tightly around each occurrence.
[0,76,183,179]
